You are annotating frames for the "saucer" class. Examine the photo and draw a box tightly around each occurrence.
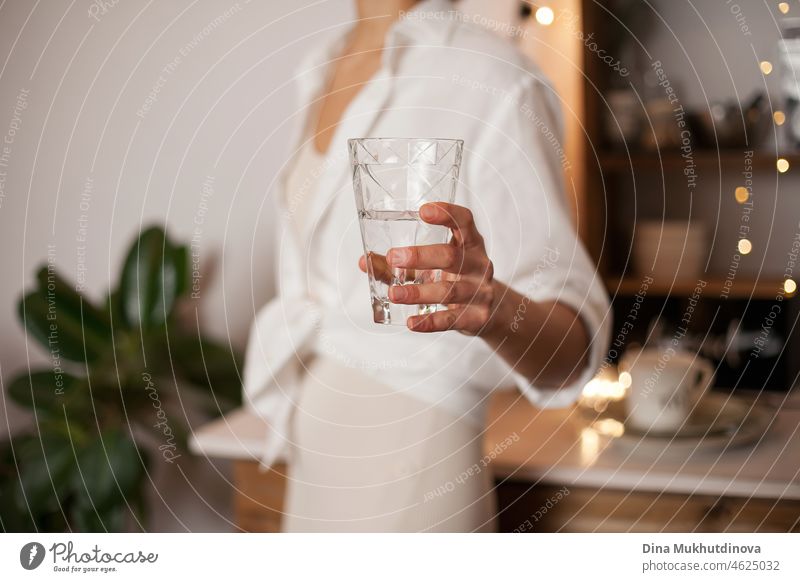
[580,393,775,452]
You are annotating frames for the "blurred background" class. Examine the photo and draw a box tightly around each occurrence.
[1,0,799,532]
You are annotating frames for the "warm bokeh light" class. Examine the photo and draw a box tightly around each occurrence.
[760,60,773,74]
[735,186,750,203]
[582,377,626,402]
[784,278,797,295]
[592,418,625,438]
[774,110,786,125]
[779,2,790,14]
[777,158,790,173]
[580,427,601,465]
[618,371,632,389]
[738,238,753,255]
[535,6,555,26]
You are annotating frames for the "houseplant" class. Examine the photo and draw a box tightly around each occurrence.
[0,226,241,531]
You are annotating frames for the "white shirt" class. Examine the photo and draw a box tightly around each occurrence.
[243,0,612,468]
[284,139,326,237]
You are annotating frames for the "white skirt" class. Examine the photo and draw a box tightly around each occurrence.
[281,354,497,532]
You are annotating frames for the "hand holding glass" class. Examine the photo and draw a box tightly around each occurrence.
[349,138,463,325]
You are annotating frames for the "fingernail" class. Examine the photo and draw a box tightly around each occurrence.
[388,248,410,266]
[420,204,436,220]
[391,286,407,301]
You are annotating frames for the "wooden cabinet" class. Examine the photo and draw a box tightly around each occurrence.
[231,461,287,533]
[227,462,800,533]
[496,483,800,533]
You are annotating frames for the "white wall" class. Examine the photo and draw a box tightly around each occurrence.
[0,0,356,421]
[645,0,785,109]
[0,0,518,532]
[0,0,355,531]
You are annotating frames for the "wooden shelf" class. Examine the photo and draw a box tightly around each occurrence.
[604,276,789,299]
[597,150,800,173]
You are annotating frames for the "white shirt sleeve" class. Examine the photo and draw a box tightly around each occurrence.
[462,74,612,409]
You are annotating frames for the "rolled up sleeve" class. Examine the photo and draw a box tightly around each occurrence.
[462,73,612,409]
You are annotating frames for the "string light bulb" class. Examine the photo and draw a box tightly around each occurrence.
[784,278,797,295]
[735,186,750,203]
[779,2,790,14]
[777,158,790,173]
[535,6,555,26]
[760,60,774,74]
[738,239,753,255]
[774,111,786,125]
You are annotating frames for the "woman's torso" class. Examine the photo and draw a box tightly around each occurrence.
[268,7,567,417]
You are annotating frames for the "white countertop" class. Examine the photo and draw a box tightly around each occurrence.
[190,391,800,500]
[189,406,275,462]
[486,390,800,501]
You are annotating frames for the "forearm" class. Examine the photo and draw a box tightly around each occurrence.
[481,280,590,389]
[373,202,594,387]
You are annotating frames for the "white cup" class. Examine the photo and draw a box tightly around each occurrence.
[620,348,715,433]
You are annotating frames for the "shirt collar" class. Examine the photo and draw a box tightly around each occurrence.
[388,0,458,47]
[382,0,458,71]
[295,0,457,78]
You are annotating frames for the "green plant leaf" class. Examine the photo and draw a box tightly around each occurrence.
[72,429,145,515]
[14,433,77,516]
[171,244,189,298]
[0,438,36,532]
[8,370,83,414]
[17,291,106,363]
[0,478,37,532]
[10,225,238,533]
[0,483,22,532]
[104,288,127,331]
[119,226,178,331]
[71,503,127,533]
[170,334,242,409]
[35,266,112,341]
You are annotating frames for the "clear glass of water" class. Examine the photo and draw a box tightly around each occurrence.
[348,137,464,325]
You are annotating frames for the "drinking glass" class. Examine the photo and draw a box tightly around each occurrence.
[348,137,463,325]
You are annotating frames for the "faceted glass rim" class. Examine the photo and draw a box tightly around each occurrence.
[348,137,464,146]
[348,137,463,166]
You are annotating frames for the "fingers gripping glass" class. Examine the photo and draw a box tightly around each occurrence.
[349,138,464,325]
